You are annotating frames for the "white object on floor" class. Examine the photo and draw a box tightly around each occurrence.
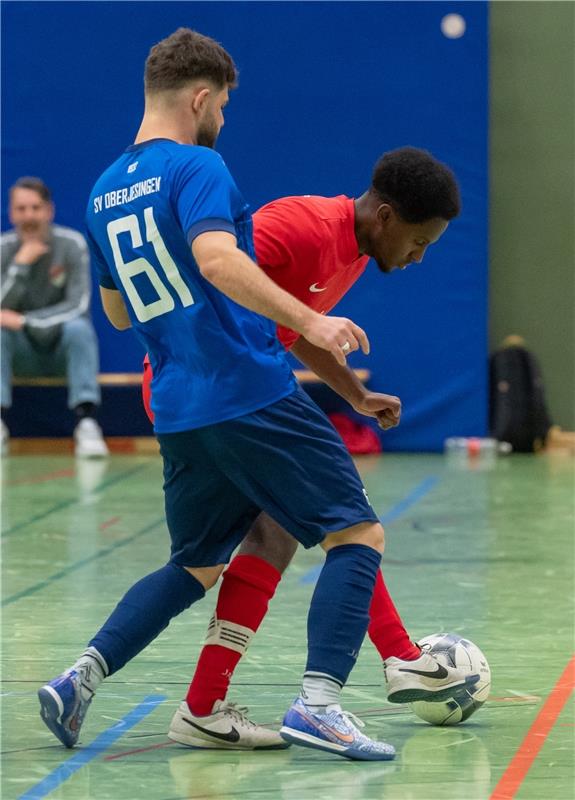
[74,418,109,458]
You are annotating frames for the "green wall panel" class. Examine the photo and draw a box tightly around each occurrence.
[490,1,575,428]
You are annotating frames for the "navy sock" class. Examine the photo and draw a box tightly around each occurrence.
[89,562,205,674]
[306,544,381,685]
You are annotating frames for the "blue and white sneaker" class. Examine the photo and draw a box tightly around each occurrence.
[280,698,396,761]
[38,670,93,748]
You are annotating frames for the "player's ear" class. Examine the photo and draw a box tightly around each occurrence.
[376,203,393,227]
[191,87,211,114]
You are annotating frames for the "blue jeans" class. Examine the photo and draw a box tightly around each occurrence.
[1,317,101,409]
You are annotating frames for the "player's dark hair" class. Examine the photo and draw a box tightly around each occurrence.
[10,176,52,203]
[145,28,238,93]
[371,147,460,223]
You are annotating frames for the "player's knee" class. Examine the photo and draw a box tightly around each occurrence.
[363,523,385,552]
[238,513,298,573]
[184,563,225,590]
[323,521,385,553]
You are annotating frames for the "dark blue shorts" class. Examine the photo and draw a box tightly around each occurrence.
[157,386,379,567]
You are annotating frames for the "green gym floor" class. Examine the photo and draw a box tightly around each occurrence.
[1,451,574,800]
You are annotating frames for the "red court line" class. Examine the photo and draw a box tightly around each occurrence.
[104,740,175,760]
[7,468,75,486]
[490,654,575,800]
[99,516,121,531]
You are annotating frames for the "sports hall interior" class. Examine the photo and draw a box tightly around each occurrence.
[1,2,573,800]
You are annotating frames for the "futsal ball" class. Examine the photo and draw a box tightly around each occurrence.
[409,633,491,726]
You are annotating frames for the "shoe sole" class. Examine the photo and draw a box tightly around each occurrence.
[387,673,481,704]
[168,729,290,750]
[38,686,76,748]
[280,726,395,761]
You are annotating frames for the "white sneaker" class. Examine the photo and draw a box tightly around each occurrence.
[1,419,9,457]
[168,700,289,750]
[384,651,480,704]
[74,418,109,458]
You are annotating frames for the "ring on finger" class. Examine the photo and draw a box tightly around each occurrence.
[341,340,351,353]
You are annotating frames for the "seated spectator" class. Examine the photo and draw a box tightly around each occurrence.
[1,177,108,457]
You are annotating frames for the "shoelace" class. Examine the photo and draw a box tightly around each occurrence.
[220,702,258,729]
[338,709,392,750]
[337,708,365,731]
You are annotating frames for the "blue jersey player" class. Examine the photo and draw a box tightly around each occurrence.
[37,28,411,760]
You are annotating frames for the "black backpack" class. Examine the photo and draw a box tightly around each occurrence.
[489,342,553,453]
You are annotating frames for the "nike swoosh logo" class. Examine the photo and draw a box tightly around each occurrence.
[182,716,241,743]
[399,663,449,679]
[298,708,355,744]
[309,283,327,292]
[320,723,355,744]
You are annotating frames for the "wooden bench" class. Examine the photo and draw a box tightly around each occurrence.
[13,369,371,387]
[7,369,371,453]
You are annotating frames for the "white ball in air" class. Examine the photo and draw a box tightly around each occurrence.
[441,13,466,39]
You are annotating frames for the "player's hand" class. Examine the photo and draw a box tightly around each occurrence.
[352,391,401,429]
[302,314,370,366]
[14,240,49,265]
[0,309,25,331]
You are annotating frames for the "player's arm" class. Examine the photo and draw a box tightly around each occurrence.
[192,231,369,366]
[100,287,132,330]
[87,226,132,331]
[291,336,401,430]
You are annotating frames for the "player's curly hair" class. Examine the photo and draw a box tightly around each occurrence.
[371,147,460,223]
[145,28,238,93]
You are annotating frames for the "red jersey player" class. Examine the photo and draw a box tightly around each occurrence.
[143,147,465,748]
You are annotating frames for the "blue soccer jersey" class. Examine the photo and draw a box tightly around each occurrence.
[86,139,296,432]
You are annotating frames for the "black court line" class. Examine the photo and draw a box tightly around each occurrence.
[1,516,165,607]
[1,463,150,539]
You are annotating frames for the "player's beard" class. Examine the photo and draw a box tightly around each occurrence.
[196,116,220,149]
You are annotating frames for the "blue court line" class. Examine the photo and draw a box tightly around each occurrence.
[300,475,440,584]
[18,694,166,800]
[378,475,440,525]
[1,516,165,607]
[2,464,150,539]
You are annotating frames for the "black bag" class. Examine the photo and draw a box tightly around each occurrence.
[489,342,553,452]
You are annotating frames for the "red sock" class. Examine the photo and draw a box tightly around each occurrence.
[367,569,420,661]
[186,554,282,716]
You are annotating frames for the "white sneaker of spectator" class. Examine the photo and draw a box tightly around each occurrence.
[74,418,109,458]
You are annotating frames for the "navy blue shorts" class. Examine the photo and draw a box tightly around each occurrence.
[157,386,378,567]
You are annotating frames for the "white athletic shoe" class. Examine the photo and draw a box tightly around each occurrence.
[1,419,9,457]
[384,651,480,704]
[74,418,108,458]
[168,700,290,750]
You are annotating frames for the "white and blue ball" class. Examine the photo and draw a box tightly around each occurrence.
[410,633,491,726]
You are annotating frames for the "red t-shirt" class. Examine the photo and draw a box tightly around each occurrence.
[254,195,369,349]
[142,195,368,422]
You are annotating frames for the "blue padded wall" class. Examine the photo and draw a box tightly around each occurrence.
[1,1,488,450]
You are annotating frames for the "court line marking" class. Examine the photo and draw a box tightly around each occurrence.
[17,694,166,800]
[104,740,175,760]
[300,475,440,584]
[1,517,165,607]
[6,467,75,486]
[99,516,121,531]
[489,654,575,800]
[1,463,150,539]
